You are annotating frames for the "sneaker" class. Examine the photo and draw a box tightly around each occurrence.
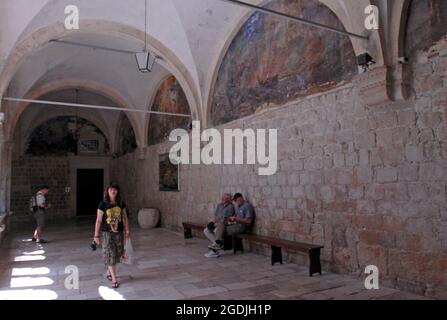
[208,242,223,251]
[204,250,220,258]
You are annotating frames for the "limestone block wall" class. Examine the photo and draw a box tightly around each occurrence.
[111,37,447,297]
[11,156,71,221]
[109,151,140,221]
[11,155,112,222]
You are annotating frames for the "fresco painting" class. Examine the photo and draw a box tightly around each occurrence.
[148,76,191,146]
[27,116,109,156]
[211,0,357,126]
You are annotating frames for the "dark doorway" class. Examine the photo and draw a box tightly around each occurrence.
[76,169,104,216]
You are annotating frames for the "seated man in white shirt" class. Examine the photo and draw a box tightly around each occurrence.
[204,193,235,258]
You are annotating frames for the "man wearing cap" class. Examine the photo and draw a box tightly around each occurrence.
[204,193,235,258]
[207,193,255,253]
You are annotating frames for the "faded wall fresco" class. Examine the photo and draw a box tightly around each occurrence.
[148,76,191,146]
[405,0,447,56]
[211,0,357,126]
[115,113,137,157]
[26,116,109,156]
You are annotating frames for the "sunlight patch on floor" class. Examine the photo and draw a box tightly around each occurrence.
[14,255,46,262]
[98,286,126,300]
[0,289,58,300]
[11,267,50,276]
[10,276,54,288]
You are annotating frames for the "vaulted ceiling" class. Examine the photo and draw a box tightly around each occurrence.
[0,0,412,146]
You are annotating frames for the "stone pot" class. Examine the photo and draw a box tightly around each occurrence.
[137,208,160,229]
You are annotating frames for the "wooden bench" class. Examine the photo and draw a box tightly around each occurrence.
[183,222,323,276]
[182,222,205,239]
[234,234,324,277]
[182,222,233,250]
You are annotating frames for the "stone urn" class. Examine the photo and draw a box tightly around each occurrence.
[137,208,160,229]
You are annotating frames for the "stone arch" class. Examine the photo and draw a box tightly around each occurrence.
[0,20,202,130]
[390,0,447,100]
[380,0,412,101]
[402,0,447,57]
[319,0,373,55]
[393,0,412,60]
[206,0,363,126]
[8,79,140,153]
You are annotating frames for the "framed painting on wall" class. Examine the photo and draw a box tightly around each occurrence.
[79,139,99,153]
[159,153,180,191]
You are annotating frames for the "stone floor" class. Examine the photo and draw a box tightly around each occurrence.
[0,219,429,300]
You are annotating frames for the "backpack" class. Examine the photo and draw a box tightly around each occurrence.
[29,195,38,213]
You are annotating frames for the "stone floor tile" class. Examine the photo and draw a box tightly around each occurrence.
[0,220,430,300]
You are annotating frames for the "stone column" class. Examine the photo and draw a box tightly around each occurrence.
[0,139,13,215]
[137,146,147,160]
[4,141,13,215]
[0,136,9,242]
[0,133,6,214]
[356,66,392,107]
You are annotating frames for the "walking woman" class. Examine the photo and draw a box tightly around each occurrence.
[93,182,130,288]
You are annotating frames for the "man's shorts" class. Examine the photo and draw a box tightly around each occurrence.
[34,210,46,228]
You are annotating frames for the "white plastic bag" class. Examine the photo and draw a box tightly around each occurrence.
[121,238,134,265]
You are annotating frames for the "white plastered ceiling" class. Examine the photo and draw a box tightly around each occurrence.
[0,0,408,144]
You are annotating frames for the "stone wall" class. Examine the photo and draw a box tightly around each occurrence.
[110,151,140,221]
[111,37,447,298]
[11,155,112,222]
[11,156,71,221]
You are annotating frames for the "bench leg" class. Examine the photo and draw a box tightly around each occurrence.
[223,235,233,251]
[271,246,283,265]
[233,236,244,254]
[184,227,192,239]
[309,248,322,276]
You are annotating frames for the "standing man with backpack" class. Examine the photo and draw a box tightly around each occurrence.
[31,185,51,243]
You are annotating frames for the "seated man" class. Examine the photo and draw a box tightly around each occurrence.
[207,193,254,254]
[204,193,235,258]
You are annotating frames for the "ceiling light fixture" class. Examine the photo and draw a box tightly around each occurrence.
[135,0,156,73]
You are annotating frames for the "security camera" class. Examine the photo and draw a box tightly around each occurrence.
[397,56,409,64]
[357,53,376,72]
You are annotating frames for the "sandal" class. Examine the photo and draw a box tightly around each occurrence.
[112,282,120,289]
[106,274,112,281]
